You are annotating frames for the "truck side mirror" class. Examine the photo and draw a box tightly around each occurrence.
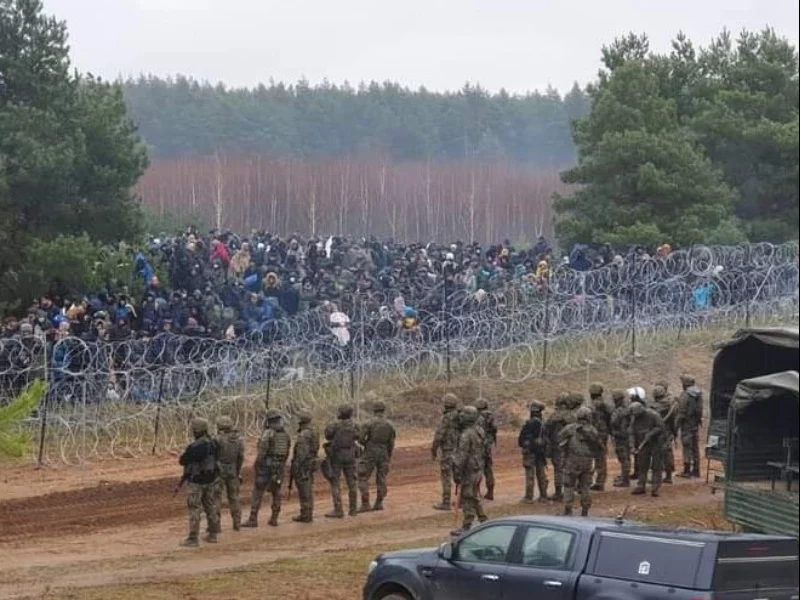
[438,542,454,560]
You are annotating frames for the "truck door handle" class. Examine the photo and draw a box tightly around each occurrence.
[481,574,500,582]
[421,567,433,578]
[544,580,563,589]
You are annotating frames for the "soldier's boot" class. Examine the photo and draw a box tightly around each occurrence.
[613,476,630,487]
[203,532,218,543]
[358,494,372,513]
[631,486,646,495]
[552,486,563,502]
[663,471,673,484]
[564,506,573,516]
[590,484,604,491]
[651,489,660,497]
[433,501,452,511]
[180,536,199,548]
[690,462,701,478]
[268,509,279,527]
[241,513,258,528]
[678,462,691,478]
[484,485,494,501]
[232,514,241,531]
[372,497,384,511]
[348,491,359,517]
[580,506,589,517]
[292,508,313,523]
[325,502,345,519]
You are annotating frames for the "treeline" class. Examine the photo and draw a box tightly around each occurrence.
[122,77,590,164]
[138,157,564,244]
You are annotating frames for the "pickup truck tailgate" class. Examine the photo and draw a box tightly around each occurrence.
[712,538,799,600]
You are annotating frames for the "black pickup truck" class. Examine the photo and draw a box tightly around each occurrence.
[363,515,799,600]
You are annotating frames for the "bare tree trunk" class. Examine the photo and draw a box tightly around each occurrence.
[214,153,224,231]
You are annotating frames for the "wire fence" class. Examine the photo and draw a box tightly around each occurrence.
[2,242,797,464]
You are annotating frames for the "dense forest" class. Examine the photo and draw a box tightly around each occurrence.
[122,77,590,164]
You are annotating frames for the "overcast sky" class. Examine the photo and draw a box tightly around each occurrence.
[44,0,799,94]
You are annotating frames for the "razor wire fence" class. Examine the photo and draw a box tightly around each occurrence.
[1,242,797,464]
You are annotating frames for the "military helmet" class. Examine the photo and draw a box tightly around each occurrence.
[555,392,569,408]
[442,393,459,410]
[652,384,667,399]
[575,406,592,422]
[337,405,354,419]
[216,416,233,431]
[460,405,479,423]
[588,383,604,397]
[191,417,209,435]
[297,411,312,425]
[265,408,281,421]
[655,379,669,391]
[629,402,645,417]
[475,398,489,411]
[372,400,386,413]
[529,400,544,413]
[611,390,626,403]
[568,393,585,409]
[680,374,695,387]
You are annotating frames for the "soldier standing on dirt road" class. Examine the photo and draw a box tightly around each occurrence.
[243,409,291,528]
[431,393,461,511]
[324,405,361,518]
[651,383,677,484]
[588,383,612,491]
[544,393,574,501]
[214,416,245,531]
[451,405,488,536]
[358,401,396,512]
[559,406,602,516]
[629,402,667,497]
[178,418,221,547]
[475,398,497,500]
[518,400,548,503]
[677,375,703,478]
[610,390,632,487]
[290,411,319,523]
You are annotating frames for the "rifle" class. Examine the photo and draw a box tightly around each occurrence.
[173,469,189,495]
[286,467,295,500]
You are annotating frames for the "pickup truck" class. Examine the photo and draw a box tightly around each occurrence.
[363,515,799,600]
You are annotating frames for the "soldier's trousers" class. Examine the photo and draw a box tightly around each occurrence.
[458,473,487,529]
[330,460,358,513]
[564,459,593,511]
[681,427,700,466]
[551,449,564,489]
[296,470,314,518]
[358,450,390,504]
[187,481,220,540]
[594,437,608,486]
[440,453,454,504]
[614,437,631,480]
[219,474,241,527]
[251,471,283,518]
[663,436,675,475]
[636,443,664,492]
[483,449,495,492]
[522,452,548,499]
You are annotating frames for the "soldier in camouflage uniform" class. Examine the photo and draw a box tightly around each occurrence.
[452,406,488,536]
[651,383,677,484]
[431,393,461,510]
[178,418,221,547]
[559,406,603,516]
[215,416,245,531]
[588,383,612,491]
[610,390,632,487]
[475,398,498,500]
[677,375,703,478]
[358,401,396,512]
[543,393,573,501]
[290,411,319,523]
[518,400,548,503]
[629,402,667,497]
[324,405,361,518]
[244,409,291,527]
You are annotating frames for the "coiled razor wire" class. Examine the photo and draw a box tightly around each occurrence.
[0,243,796,464]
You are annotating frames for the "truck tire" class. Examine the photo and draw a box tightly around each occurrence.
[380,593,412,600]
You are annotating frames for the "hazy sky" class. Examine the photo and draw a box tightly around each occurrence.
[44,0,799,94]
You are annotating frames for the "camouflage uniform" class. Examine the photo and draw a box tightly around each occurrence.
[431,394,461,510]
[215,416,245,531]
[324,405,361,518]
[290,412,319,523]
[178,418,221,547]
[358,401,396,512]
[629,403,667,496]
[452,406,488,535]
[559,407,603,516]
[544,393,575,501]
[518,400,548,502]
[609,390,632,487]
[651,383,677,484]
[588,384,612,491]
[244,409,290,527]
[677,375,703,477]
[475,399,498,500]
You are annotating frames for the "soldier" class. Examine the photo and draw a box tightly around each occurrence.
[243,409,291,528]
[627,387,646,481]
[324,405,360,518]
[588,383,612,491]
[629,402,667,497]
[475,398,498,500]
[215,416,245,531]
[451,406,488,536]
[358,400,396,512]
[431,393,460,510]
[544,393,573,501]
[651,384,677,484]
[677,375,703,478]
[290,411,319,523]
[558,406,603,516]
[178,418,221,547]
[518,400,548,503]
[610,390,632,487]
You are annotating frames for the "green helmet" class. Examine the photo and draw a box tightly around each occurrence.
[337,405,354,419]
[611,390,626,405]
[297,411,312,425]
[372,401,386,413]
[588,383,603,397]
[555,392,569,409]
[575,406,592,422]
[442,393,458,410]
[460,405,479,424]
[265,409,281,422]
[191,418,208,435]
[568,393,584,409]
[655,379,669,391]
[652,385,666,399]
[475,398,489,411]
[529,400,544,413]
[216,416,233,431]
[680,374,695,388]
